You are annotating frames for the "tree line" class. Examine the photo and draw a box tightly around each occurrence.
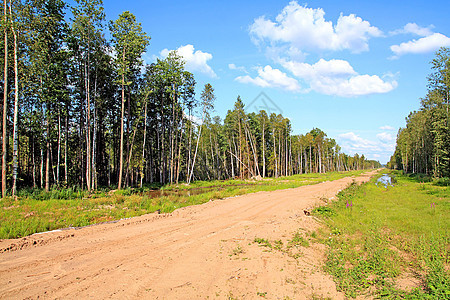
[0,0,380,196]
[388,48,449,178]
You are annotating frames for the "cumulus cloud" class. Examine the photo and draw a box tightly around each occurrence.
[389,23,450,58]
[235,65,301,92]
[390,33,450,58]
[338,132,377,150]
[380,125,395,130]
[377,132,396,143]
[249,1,382,53]
[184,113,203,126]
[228,63,248,73]
[160,44,217,78]
[280,58,397,97]
[338,132,395,162]
[390,23,434,37]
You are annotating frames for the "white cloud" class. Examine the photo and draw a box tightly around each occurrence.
[337,132,395,163]
[184,113,203,126]
[280,58,397,97]
[377,132,395,143]
[380,125,395,130]
[228,63,248,73]
[161,44,217,78]
[390,33,450,58]
[390,23,434,37]
[249,1,381,53]
[235,65,301,92]
[339,132,376,149]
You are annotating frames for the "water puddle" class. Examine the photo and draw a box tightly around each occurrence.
[377,174,394,188]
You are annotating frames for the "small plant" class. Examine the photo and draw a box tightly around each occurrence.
[256,291,267,297]
[312,206,336,217]
[230,245,244,256]
[288,232,309,248]
[273,240,283,250]
[254,237,272,248]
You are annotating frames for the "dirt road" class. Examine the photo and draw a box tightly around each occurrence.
[0,171,376,299]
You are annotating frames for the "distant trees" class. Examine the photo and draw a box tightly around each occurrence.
[0,0,379,196]
[389,47,450,178]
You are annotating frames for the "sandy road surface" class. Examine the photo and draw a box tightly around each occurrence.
[0,171,377,299]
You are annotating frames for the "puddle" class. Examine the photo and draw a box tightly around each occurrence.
[377,174,394,188]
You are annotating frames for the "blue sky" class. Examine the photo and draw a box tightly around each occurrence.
[77,0,450,164]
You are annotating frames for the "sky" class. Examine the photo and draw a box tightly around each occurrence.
[71,0,450,164]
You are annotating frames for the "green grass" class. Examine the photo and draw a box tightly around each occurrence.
[314,170,450,299]
[0,170,367,239]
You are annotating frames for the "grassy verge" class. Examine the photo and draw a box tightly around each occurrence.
[0,170,366,239]
[313,170,449,299]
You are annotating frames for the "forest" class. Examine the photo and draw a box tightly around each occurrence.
[389,47,450,179]
[0,0,381,197]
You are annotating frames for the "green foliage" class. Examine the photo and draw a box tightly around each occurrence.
[390,47,450,178]
[312,206,336,217]
[254,237,272,248]
[109,10,150,79]
[288,232,309,248]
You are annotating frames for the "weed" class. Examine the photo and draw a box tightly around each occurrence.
[288,232,309,248]
[312,206,335,217]
[256,291,267,297]
[273,240,283,250]
[230,245,244,256]
[254,238,272,248]
[285,277,296,284]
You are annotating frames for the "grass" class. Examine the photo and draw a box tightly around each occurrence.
[313,170,450,299]
[0,170,367,239]
[253,229,311,260]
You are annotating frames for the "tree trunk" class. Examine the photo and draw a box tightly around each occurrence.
[140,100,147,188]
[309,144,312,174]
[186,112,192,182]
[273,129,277,178]
[118,51,125,190]
[85,55,91,191]
[318,144,322,173]
[40,148,43,188]
[262,121,265,178]
[92,71,98,190]
[45,113,50,192]
[2,0,8,197]
[188,122,203,184]
[11,1,19,196]
[56,110,61,186]
[32,138,36,188]
[176,127,182,184]
[65,108,68,186]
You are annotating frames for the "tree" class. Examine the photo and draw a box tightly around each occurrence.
[9,0,20,196]
[188,83,215,184]
[390,48,450,177]
[2,0,8,197]
[71,0,106,191]
[109,11,149,190]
